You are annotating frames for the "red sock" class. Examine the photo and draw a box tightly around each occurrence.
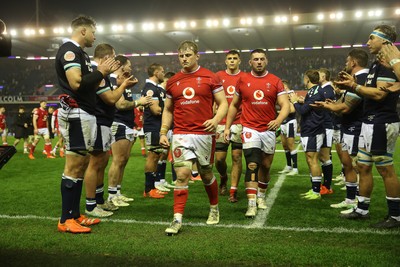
[204,177,218,205]
[245,188,257,196]
[45,143,52,155]
[173,189,188,214]
[30,144,36,154]
[258,181,268,191]
[230,187,237,196]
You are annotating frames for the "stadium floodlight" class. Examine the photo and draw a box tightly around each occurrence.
[24,29,34,36]
[292,15,299,22]
[190,21,197,28]
[375,10,382,16]
[97,25,104,33]
[222,18,230,27]
[206,20,213,27]
[240,18,246,25]
[336,12,343,20]
[213,20,219,27]
[257,17,264,24]
[67,27,72,33]
[353,44,364,47]
[38,28,45,35]
[368,10,374,17]
[355,11,363,18]
[53,28,59,34]
[246,18,253,25]
[141,53,150,56]
[10,29,17,36]
[281,16,288,23]
[317,13,324,20]
[205,50,214,54]
[142,23,155,31]
[396,9,400,15]
[126,23,134,32]
[111,24,119,32]
[157,22,165,30]
[58,27,65,34]
[155,52,164,56]
[329,13,336,19]
[274,16,281,23]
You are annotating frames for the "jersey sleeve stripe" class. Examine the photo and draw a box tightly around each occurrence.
[96,87,111,95]
[377,77,396,83]
[277,91,287,96]
[212,86,224,94]
[64,63,81,71]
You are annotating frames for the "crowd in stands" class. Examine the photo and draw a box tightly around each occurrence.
[0,49,357,96]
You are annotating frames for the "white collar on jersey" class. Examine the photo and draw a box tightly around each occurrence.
[355,68,369,76]
[321,81,333,88]
[62,38,80,48]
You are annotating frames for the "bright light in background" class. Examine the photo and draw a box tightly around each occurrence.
[213,20,219,27]
[206,20,212,27]
[97,25,104,32]
[368,10,374,17]
[246,18,253,25]
[38,28,45,35]
[292,15,299,22]
[317,13,324,20]
[257,17,264,24]
[281,16,288,23]
[240,18,246,25]
[174,21,186,29]
[336,12,343,20]
[10,29,17,36]
[274,16,281,23]
[355,10,362,18]
[142,23,155,31]
[126,24,133,32]
[67,27,72,33]
[375,10,382,16]
[396,9,400,15]
[190,21,196,28]
[157,22,165,30]
[329,13,336,19]
[222,18,230,27]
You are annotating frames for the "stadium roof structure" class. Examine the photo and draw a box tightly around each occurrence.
[7,7,400,58]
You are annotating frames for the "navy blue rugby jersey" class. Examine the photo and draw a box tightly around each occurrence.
[363,61,399,124]
[92,63,115,127]
[55,40,98,115]
[110,74,135,128]
[141,79,165,132]
[294,85,325,136]
[320,82,336,129]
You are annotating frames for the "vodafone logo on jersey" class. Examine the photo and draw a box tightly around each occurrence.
[183,87,195,99]
[253,90,264,101]
[226,85,236,95]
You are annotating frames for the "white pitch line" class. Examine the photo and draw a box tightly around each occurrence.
[250,143,302,228]
[0,214,398,236]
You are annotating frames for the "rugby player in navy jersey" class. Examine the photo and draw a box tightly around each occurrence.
[337,25,400,229]
[289,70,325,200]
[312,49,369,211]
[107,55,152,207]
[317,68,336,195]
[55,15,120,233]
[142,63,168,198]
[83,44,137,218]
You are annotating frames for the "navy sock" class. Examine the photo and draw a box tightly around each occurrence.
[72,179,83,219]
[60,176,77,223]
[311,176,322,193]
[291,152,298,169]
[156,161,167,180]
[145,172,155,193]
[387,197,400,217]
[285,150,291,167]
[96,184,105,204]
[322,161,333,189]
[346,183,357,200]
[86,197,96,212]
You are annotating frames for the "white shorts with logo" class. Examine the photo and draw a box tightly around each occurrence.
[242,127,276,154]
[133,127,144,138]
[216,124,243,144]
[111,122,135,143]
[171,134,215,166]
[93,125,112,152]
[333,129,341,144]
[37,127,49,137]
[281,119,297,138]
[322,128,333,148]
[341,133,359,156]
[58,108,96,152]
[359,122,400,155]
[300,133,324,152]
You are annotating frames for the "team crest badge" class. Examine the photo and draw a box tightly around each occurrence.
[146,90,154,97]
[64,51,75,61]
[245,132,252,139]
[173,148,182,158]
